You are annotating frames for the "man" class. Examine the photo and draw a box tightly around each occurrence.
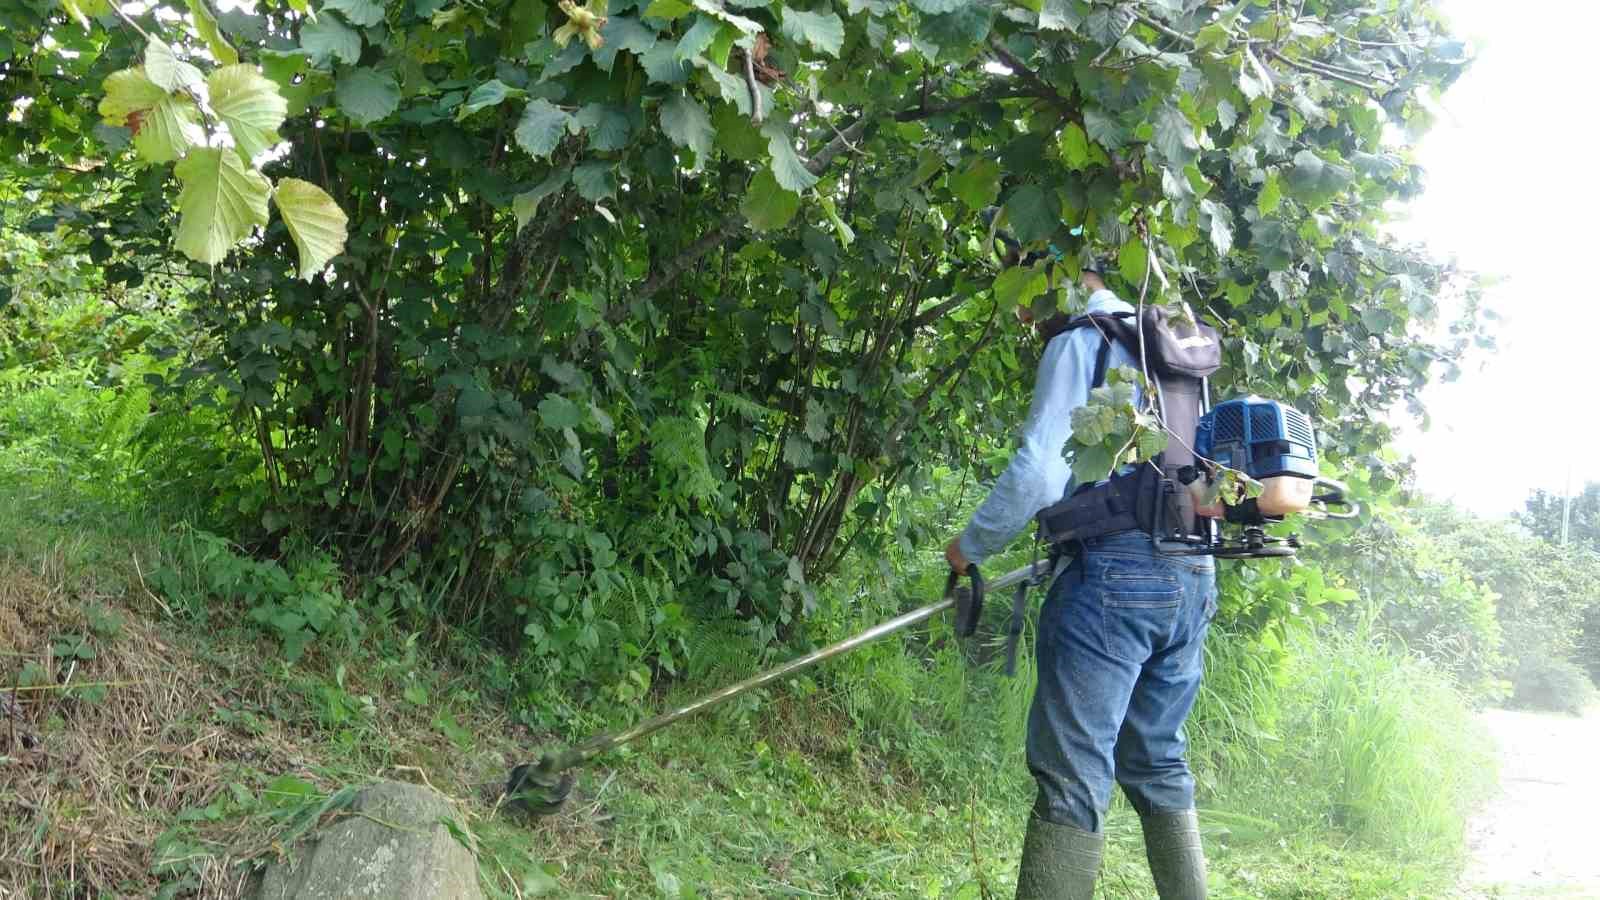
[945,262,1216,899]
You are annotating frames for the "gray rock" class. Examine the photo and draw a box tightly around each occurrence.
[254,780,483,900]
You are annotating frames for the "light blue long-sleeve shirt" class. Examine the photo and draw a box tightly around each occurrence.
[957,289,1138,565]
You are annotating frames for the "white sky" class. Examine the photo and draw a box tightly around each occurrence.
[1390,0,1600,518]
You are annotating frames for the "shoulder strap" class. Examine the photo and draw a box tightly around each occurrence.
[1034,310,1133,345]
[1092,339,1113,389]
[1036,310,1141,390]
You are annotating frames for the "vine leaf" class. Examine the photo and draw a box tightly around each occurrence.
[1004,184,1058,244]
[184,0,239,65]
[173,148,272,265]
[274,178,349,280]
[144,37,204,93]
[99,65,203,166]
[659,94,714,171]
[335,68,400,126]
[208,65,288,164]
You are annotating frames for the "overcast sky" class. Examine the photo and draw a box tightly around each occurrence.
[1390,0,1600,518]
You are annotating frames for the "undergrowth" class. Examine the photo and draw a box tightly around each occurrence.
[0,343,1498,898]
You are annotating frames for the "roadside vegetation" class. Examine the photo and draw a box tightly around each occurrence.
[4,0,1597,896]
[10,284,1596,897]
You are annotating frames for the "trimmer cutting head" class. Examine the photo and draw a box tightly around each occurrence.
[502,757,576,817]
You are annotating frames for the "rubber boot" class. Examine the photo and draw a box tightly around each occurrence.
[1014,814,1104,900]
[1140,809,1207,900]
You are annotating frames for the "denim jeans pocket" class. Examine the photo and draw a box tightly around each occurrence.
[1097,580,1182,663]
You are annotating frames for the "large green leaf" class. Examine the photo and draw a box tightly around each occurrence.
[576,104,633,151]
[513,170,570,232]
[173,147,272,265]
[208,65,288,163]
[659,94,714,170]
[1058,122,1091,171]
[572,161,617,201]
[1004,184,1058,244]
[594,17,659,71]
[515,98,574,159]
[273,178,349,280]
[323,0,385,27]
[184,0,239,65]
[1152,104,1199,166]
[144,37,204,93]
[740,169,800,230]
[780,8,845,57]
[762,123,817,193]
[134,96,205,164]
[98,67,167,126]
[948,157,1000,210]
[993,263,1048,311]
[60,0,112,29]
[674,16,722,62]
[301,15,363,67]
[335,68,400,126]
[458,79,521,118]
[918,5,992,54]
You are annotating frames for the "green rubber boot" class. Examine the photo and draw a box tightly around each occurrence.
[1014,814,1104,900]
[1140,809,1207,900]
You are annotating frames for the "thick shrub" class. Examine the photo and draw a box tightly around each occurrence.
[1508,656,1596,715]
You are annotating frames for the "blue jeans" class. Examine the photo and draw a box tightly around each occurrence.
[1026,529,1217,832]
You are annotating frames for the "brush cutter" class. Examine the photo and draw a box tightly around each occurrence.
[501,559,1050,816]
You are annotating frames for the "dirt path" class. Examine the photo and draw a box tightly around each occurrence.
[1460,706,1600,898]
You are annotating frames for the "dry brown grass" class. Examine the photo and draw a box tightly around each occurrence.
[0,542,299,897]
[0,529,590,899]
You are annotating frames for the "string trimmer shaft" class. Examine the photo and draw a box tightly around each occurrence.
[503,561,1047,815]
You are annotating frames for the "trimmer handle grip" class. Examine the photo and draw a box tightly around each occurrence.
[949,563,985,637]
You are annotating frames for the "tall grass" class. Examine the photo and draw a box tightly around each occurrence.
[1277,629,1495,857]
[1189,622,1494,863]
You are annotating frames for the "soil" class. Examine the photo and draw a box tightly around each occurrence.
[1460,706,1600,899]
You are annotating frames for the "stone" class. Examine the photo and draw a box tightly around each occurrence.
[253,780,483,900]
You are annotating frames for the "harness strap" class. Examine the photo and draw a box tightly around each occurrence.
[1004,579,1030,677]
[1091,338,1113,390]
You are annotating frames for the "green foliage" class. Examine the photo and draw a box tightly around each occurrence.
[154,527,361,661]
[1277,630,1494,858]
[3,0,1485,694]
[1322,505,1507,702]
[1507,655,1596,716]
[1521,482,1600,550]
[1193,626,1494,862]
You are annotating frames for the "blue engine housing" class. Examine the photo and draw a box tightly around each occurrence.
[1195,397,1318,480]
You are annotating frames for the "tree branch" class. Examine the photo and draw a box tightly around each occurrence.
[632,116,869,307]
[1261,46,1386,92]
[901,293,972,334]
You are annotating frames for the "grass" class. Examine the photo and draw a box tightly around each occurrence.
[0,480,1492,899]
[0,361,1497,898]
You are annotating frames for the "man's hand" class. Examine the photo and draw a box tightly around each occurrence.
[945,537,971,573]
